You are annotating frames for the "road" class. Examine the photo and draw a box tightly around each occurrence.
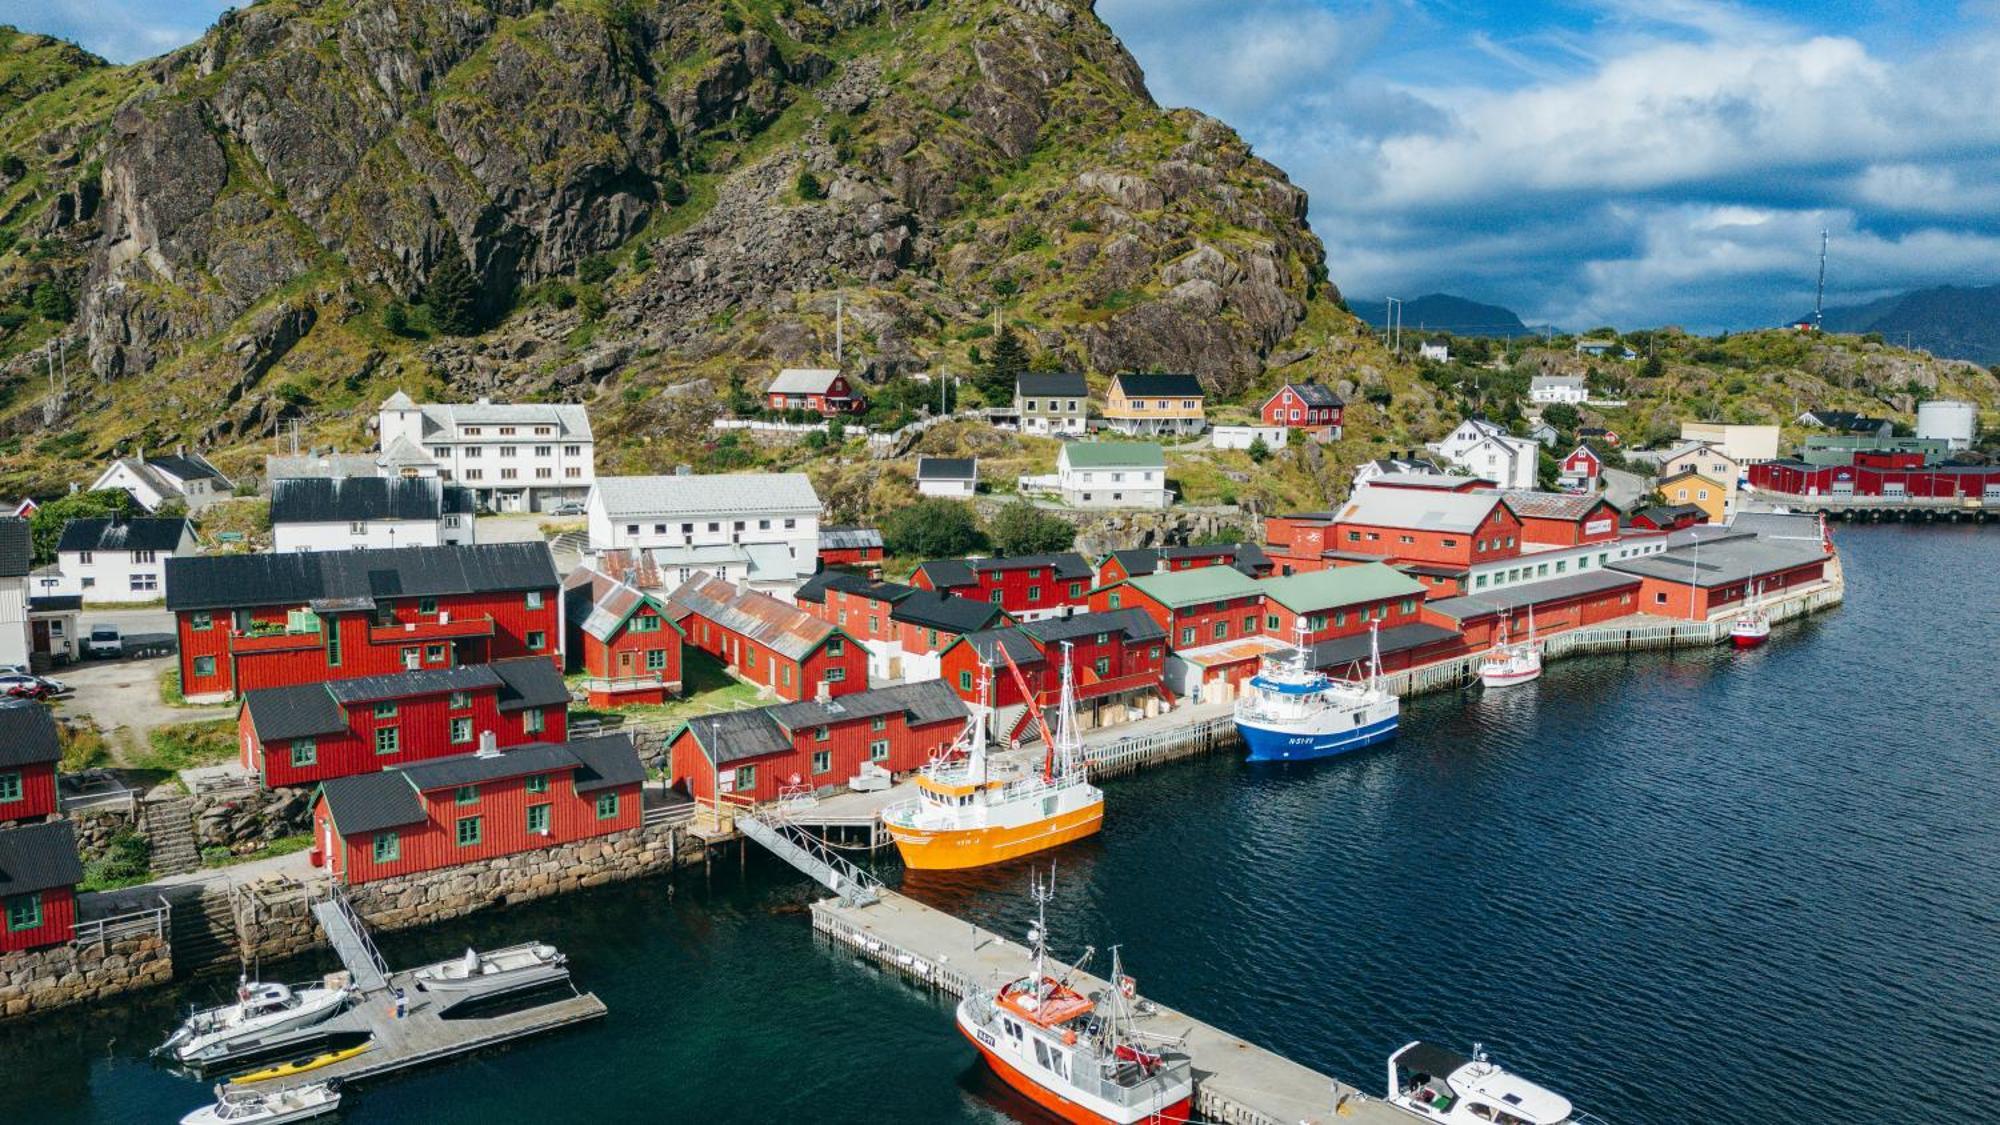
[54,606,229,757]
[1603,466,1650,510]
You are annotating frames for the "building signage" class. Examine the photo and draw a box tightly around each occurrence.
[1585,518,1613,535]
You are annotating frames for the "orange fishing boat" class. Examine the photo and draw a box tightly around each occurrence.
[883,643,1103,870]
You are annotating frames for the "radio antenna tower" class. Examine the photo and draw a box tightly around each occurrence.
[1812,228,1829,332]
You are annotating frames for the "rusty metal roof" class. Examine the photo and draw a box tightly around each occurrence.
[667,571,839,661]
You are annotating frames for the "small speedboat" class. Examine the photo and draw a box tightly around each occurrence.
[410,942,569,997]
[160,977,353,1065]
[230,1043,370,1085]
[181,1081,341,1124]
[1729,611,1770,648]
[1387,1041,1608,1124]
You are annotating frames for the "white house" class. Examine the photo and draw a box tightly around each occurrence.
[1055,443,1170,509]
[88,449,233,513]
[915,457,977,498]
[1418,341,1450,363]
[1529,374,1588,404]
[46,517,197,603]
[270,477,476,553]
[1351,455,1446,492]
[587,472,821,597]
[0,518,29,670]
[1430,418,1540,490]
[1211,425,1288,451]
[376,392,594,514]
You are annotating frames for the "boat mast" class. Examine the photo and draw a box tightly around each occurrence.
[1050,641,1080,784]
[1368,620,1382,691]
[967,662,992,784]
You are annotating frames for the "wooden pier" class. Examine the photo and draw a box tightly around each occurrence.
[813,890,1407,1125]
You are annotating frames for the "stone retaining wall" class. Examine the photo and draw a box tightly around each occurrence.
[66,805,142,868]
[0,929,173,1020]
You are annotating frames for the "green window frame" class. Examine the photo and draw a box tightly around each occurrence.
[448,691,470,709]
[374,702,398,719]
[526,804,551,836]
[595,792,620,820]
[1180,627,1194,646]
[871,716,887,732]
[324,618,341,667]
[526,773,550,794]
[826,637,844,656]
[815,726,830,742]
[1095,632,1109,644]
[1244,615,1258,633]
[646,649,666,671]
[425,643,444,662]
[7,892,43,932]
[1213,622,1228,640]
[1267,615,1280,630]
[824,668,846,683]
[289,739,316,768]
[192,655,216,678]
[524,708,545,734]
[1401,599,1416,614]
[450,717,473,744]
[631,614,660,633]
[525,591,545,610]
[1108,593,1121,609]
[1148,646,1161,660]
[455,785,478,805]
[190,612,213,631]
[1094,657,1111,676]
[419,597,438,614]
[372,832,399,863]
[374,727,399,755]
[989,590,1003,604]
[869,740,889,761]
[926,629,940,647]
[456,816,482,847]
[0,771,21,803]
[526,631,547,651]
[733,766,756,792]
[1027,586,1041,602]
[959,671,973,691]
[1069,582,1082,597]
[812,750,832,774]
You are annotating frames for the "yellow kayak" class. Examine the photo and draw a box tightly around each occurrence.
[229,1043,370,1084]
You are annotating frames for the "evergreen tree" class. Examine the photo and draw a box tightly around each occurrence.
[979,325,1028,402]
[424,232,481,335]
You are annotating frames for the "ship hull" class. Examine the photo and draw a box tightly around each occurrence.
[1239,713,1399,762]
[1731,628,1768,649]
[957,1021,1194,1125]
[888,800,1103,870]
[1478,663,1542,688]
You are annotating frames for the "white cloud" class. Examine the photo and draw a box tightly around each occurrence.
[30,0,225,63]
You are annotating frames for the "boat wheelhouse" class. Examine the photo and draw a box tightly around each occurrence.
[1387,1041,1608,1125]
[1234,620,1399,762]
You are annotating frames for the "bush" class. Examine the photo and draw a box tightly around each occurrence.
[83,832,151,890]
[1010,228,1045,252]
[1247,435,1271,463]
[577,255,615,284]
[881,498,983,558]
[987,501,1076,555]
[795,168,824,201]
[576,285,608,321]
[31,280,73,322]
[381,300,410,336]
[423,231,482,335]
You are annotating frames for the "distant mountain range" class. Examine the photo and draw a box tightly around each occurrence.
[1350,293,1546,337]
[1815,285,2000,365]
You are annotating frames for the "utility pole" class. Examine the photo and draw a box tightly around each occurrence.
[835,294,844,366]
[1384,298,1403,356]
[1813,228,1829,332]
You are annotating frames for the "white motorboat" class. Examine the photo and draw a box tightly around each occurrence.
[180,1080,341,1125]
[410,942,569,996]
[160,977,353,1065]
[1478,610,1542,689]
[1387,1041,1608,1125]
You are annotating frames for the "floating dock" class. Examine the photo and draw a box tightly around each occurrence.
[813,890,1409,1125]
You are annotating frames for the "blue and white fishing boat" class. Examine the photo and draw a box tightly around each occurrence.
[1235,619,1399,762]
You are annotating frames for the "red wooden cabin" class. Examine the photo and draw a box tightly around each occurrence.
[311,734,644,886]
[240,658,570,789]
[1501,491,1622,548]
[0,705,61,824]
[1627,504,1707,532]
[563,566,685,707]
[939,609,1169,741]
[765,368,867,415]
[1093,543,1273,587]
[668,680,968,805]
[668,572,868,701]
[1258,382,1344,432]
[1258,563,1432,648]
[818,527,885,570]
[1090,566,1267,651]
[1559,443,1603,486]
[167,543,561,703]
[0,820,83,952]
[910,553,1093,621]
[796,572,1011,660]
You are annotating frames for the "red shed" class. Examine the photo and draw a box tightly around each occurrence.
[910,553,1094,621]
[0,705,62,824]
[1626,504,1707,532]
[1262,512,1338,575]
[1749,459,2000,500]
[0,820,83,951]
[166,543,562,703]
[765,368,866,415]
[669,680,969,805]
[312,734,644,886]
[239,658,570,789]
[668,572,868,701]
[1559,443,1603,487]
[1258,383,1344,434]
[1093,543,1273,587]
[1502,490,1622,548]
[818,527,885,571]
[563,565,684,707]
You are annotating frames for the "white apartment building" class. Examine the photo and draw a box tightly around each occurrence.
[1054,443,1170,509]
[45,517,197,603]
[377,392,594,514]
[1430,418,1540,490]
[1465,532,1670,596]
[587,473,821,596]
[270,477,476,553]
[1530,374,1588,404]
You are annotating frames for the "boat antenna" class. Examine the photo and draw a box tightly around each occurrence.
[1368,620,1382,691]
[968,661,992,783]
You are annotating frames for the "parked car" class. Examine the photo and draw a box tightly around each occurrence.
[0,673,54,700]
[84,624,124,657]
[550,501,586,516]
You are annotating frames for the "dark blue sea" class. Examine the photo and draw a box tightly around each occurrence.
[3,523,1995,1123]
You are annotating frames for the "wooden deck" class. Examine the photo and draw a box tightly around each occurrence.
[813,891,1409,1125]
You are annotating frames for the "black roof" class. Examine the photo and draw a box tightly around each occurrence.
[491,657,570,712]
[324,664,505,705]
[915,552,1092,589]
[0,704,61,768]
[0,820,84,896]
[1102,548,1160,578]
[398,742,582,792]
[147,453,227,483]
[1104,543,1270,579]
[680,709,794,767]
[889,589,1007,634]
[243,683,349,743]
[566,734,645,794]
[270,477,444,524]
[29,595,81,613]
[1275,382,1343,407]
[317,771,426,834]
[442,486,477,515]
[958,607,1166,665]
[1307,622,1459,672]
[1115,372,1205,398]
[796,570,915,606]
[0,518,28,578]
[1016,372,1088,397]
[916,457,976,481]
[57,517,190,554]
[165,542,557,612]
[767,679,967,734]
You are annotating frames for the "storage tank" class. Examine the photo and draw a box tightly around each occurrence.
[1916,400,1977,450]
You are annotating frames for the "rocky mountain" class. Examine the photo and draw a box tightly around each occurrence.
[0,0,1406,496]
[1817,284,2000,366]
[1350,292,1533,337]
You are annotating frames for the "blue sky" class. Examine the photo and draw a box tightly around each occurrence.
[13,0,2000,332]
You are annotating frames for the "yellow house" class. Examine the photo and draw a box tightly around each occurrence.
[1103,372,1206,436]
[1660,441,1740,517]
[1658,469,1728,524]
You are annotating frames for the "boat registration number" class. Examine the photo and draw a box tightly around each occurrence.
[976,1029,997,1048]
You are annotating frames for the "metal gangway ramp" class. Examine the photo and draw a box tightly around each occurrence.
[311,888,391,995]
[738,799,882,907]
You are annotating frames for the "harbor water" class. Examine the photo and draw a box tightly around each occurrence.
[2,523,1995,1123]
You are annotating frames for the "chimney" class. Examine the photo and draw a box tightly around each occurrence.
[476,730,500,758]
[735,577,750,598]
